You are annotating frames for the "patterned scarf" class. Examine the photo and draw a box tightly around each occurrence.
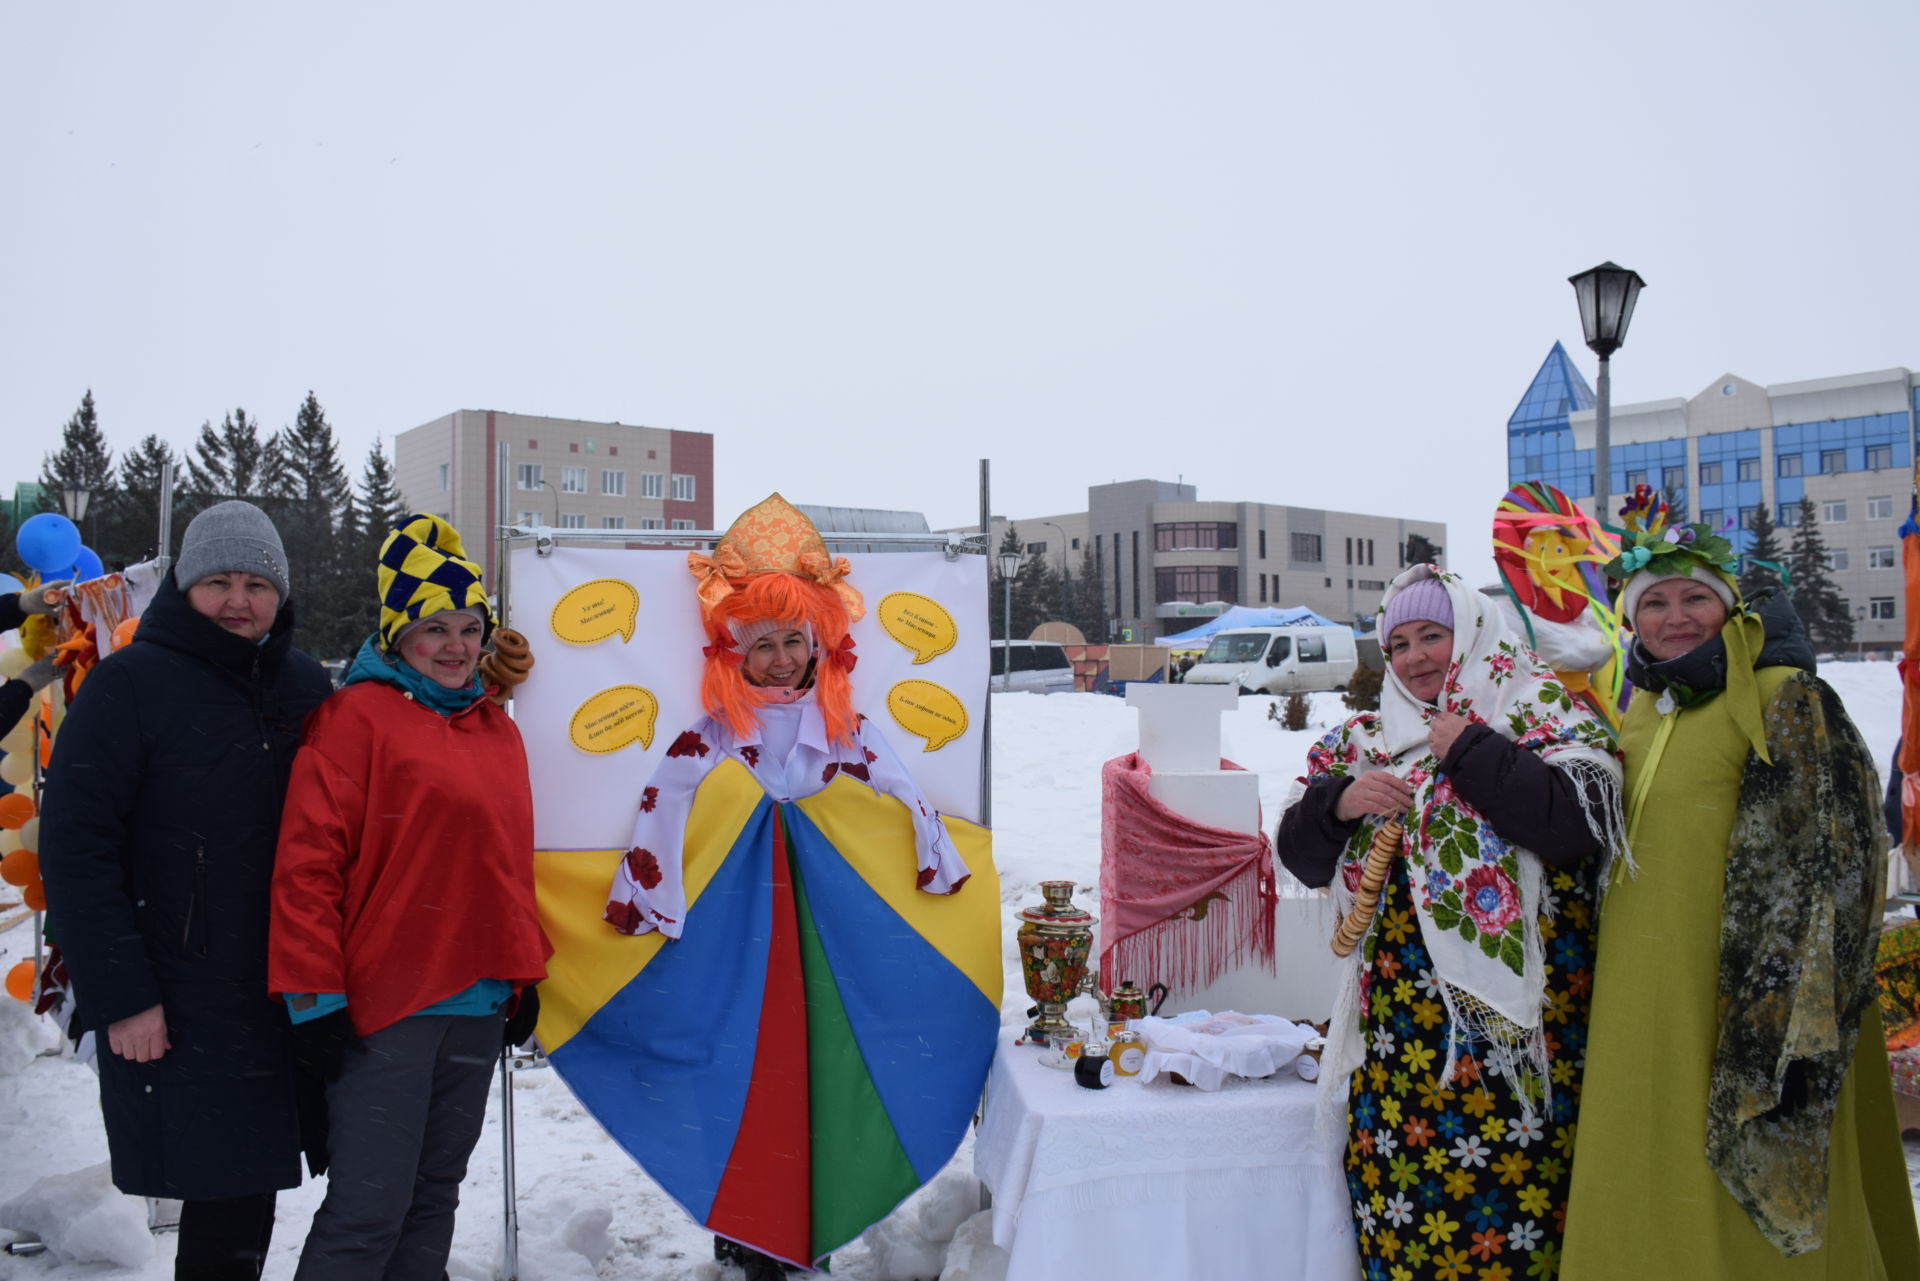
[1300,565,1624,1120]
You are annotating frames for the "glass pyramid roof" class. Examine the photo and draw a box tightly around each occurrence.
[1508,341,1595,434]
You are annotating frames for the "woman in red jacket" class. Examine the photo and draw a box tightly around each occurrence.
[269,513,550,1281]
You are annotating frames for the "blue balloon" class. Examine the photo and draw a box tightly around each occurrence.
[0,573,20,597]
[16,513,81,576]
[70,545,104,582]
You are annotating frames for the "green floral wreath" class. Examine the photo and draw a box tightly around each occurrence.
[1602,521,1738,584]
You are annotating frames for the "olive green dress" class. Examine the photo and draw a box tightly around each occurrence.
[1560,666,1919,1279]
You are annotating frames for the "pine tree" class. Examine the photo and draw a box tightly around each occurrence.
[1405,533,1442,566]
[1071,543,1108,641]
[357,438,406,546]
[105,434,180,566]
[187,408,277,499]
[264,393,359,655]
[1738,505,1789,600]
[1788,496,1853,650]
[40,390,116,547]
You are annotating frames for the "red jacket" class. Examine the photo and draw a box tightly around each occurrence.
[269,681,551,1036]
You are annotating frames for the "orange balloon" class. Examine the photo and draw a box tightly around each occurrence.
[4,959,33,1002]
[0,793,32,829]
[22,882,45,911]
[0,847,36,887]
[112,617,139,650]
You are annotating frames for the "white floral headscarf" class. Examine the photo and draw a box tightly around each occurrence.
[1297,564,1624,1117]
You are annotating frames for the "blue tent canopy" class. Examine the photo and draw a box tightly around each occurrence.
[1156,605,1351,646]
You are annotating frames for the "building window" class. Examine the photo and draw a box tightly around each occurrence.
[671,518,695,530]
[1153,522,1237,551]
[1662,465,1685,491]
[1869,597,1897,621]
[1738,506,1760,530]
[516,463,543,490]
[1868,546,1896,569]
[516,510,540,527]
[672,474,697,501]
[640,472,665,499]
[1778,454,1802,478]
[560,466,587,494]
[1701,508,1725,531]
[559,513,586,529]
[1867,444,1894,469]
[1777,503,1802,527]
[602,469,626,496]
[1155,566,1238,603]
[1868,495,1894,520]
[1699,461,1722,485]
[1345,537,1353,565]
[1358,579,1386,591]
[1258,529,1267,559]
[640,518,664,530]
[1026,542,1047,555]
[1258,575,1267,603]
[1625,469,1646,491]
[1820,499,1846,523]
[601,515,626,529]
[1071,537,1080,550]
[1290,532,1323,563]
[1820,449,1845,474]
[1737,458,1760,482]
[437,463,449,491]
[1827,549,1849,572]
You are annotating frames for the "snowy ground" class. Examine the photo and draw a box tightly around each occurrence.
[2,664,1916,1278]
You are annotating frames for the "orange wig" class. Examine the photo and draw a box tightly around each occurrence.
[690,494,864,746]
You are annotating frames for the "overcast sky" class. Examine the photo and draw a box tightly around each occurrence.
[5,3,1915,589]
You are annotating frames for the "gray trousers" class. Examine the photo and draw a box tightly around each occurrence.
[294,1013,501,1281]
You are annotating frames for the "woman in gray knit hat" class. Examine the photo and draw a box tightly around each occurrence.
[41,499,334,1280]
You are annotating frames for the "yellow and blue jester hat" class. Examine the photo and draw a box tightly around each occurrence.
[376,513,494,650]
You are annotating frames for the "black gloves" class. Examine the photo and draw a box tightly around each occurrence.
[503,986,541,1049]
[290,1008,362,1084]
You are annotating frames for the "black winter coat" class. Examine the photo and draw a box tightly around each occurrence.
[0,591,33,742]
[39,575,333,1199]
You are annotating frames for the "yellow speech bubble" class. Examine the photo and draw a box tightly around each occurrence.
[569,685,658,754]
[877,592,958,664]
[886,679,970,752]
[551,579,639,646]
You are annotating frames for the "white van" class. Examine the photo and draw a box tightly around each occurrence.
[1181,626,1359,695]
[989,640,1077,694]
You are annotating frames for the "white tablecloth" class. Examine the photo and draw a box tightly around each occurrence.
[973,1030,1359,1281]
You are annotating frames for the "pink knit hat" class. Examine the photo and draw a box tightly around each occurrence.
[1382,576,1454,638]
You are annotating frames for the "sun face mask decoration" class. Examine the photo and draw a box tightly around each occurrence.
[1492,481,1626,723]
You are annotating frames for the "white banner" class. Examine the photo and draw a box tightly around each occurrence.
[506,543,988,850]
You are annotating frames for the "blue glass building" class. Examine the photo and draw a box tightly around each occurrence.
[1506,347,1918,650]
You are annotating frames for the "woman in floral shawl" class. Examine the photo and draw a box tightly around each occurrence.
[1558,515,1919,1280]
[1276,563,1623,1281]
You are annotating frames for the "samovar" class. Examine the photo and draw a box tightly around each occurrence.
[1015,880,1096,1044]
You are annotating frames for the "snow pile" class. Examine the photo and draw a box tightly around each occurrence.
[860,1168,985,1280]
[0,985,57,1075]
[0,1162,151,1268]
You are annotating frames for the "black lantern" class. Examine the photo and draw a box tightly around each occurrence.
[1568,262,1646,359]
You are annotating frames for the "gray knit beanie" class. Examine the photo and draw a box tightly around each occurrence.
[175,500,290,600]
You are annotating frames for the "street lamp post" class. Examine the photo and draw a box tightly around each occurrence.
[998,550,1022,691]
[1038,521,1071,620]
[60,485,94,556]
[1568,262,1647,524]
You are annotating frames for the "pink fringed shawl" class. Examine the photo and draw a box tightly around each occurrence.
[1098,752,1277,997]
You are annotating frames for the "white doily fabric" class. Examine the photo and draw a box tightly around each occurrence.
[1130,1011,1319,1090]
[974,1027,1358,1281]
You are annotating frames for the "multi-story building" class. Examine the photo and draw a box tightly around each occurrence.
[393,410,714,585]
[974,480,1446,640]
[1506,344,1916,648]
